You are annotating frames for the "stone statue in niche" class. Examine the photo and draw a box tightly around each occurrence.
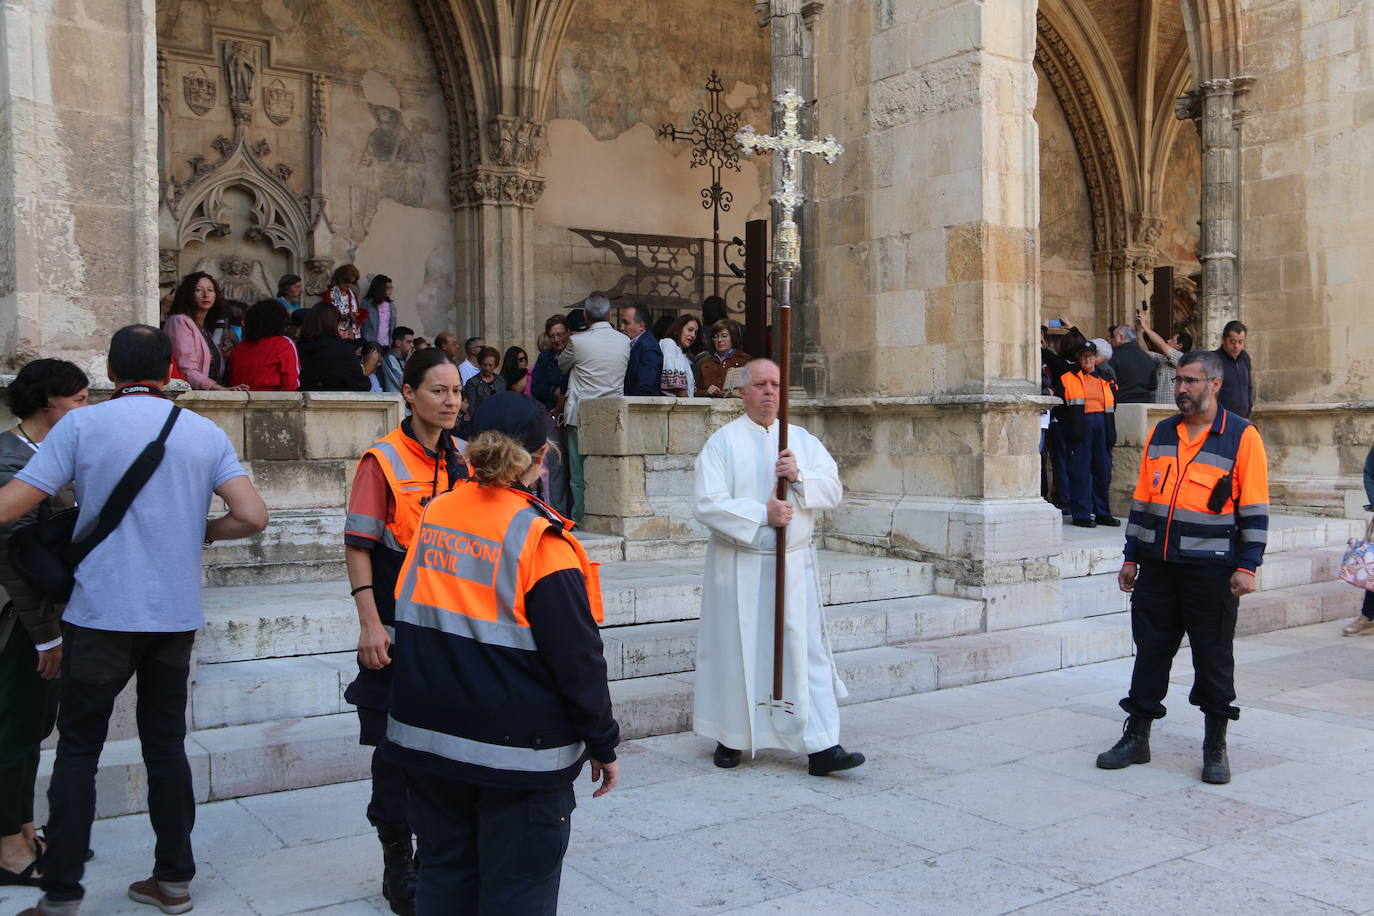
[193,253,274,304]
[183,66,216,117]
[224,41,258,124]
[264,78,294,126]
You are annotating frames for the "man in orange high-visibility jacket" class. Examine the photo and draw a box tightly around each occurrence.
[1096,350,1269,786]
[1059,341,1119,528]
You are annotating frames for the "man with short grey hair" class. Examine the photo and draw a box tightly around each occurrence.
[557,294,629,522]
[1110,324,1158,403]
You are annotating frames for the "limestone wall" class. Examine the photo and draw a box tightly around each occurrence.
[532,0,771,321]
[0,0,160,377]
[157,0,454,339]
[1238,0,1374,404]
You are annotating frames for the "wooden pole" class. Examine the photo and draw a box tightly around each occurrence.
[772,279,792,701]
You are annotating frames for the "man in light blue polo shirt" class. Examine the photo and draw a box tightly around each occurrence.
[0,326,268,916]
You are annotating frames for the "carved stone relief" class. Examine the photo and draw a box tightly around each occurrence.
[224,40,258,126]
[264,78,294,126]
[183,66,216,117]
[193,253,274,303]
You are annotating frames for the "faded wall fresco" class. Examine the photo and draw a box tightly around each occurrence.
[157,0,454,338]
[1034,65,1096,331]
[534,0,771,316]
[1158,125,1202,275]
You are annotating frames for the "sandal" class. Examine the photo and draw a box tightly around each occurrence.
[0,857,40,887]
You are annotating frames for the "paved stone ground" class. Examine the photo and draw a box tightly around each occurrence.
[7,618,1374,915]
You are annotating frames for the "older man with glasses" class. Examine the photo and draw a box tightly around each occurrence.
[1095,350,1270,786]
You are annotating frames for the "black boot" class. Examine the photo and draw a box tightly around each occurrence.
[1202,714,1232,784]
[1095,715,1152,769]
[713,743,742,768]
[377,822,418,916]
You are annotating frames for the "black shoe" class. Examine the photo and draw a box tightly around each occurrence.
[1071,518,1097,528]
[1095,515,1121,527]
[807,745,865,776]
[1096,715,1152,769]
[377,822,417,916]
[713,744,742,768]
[1202,714,1232,784]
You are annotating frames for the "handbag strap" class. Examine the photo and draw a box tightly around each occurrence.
[63,405,182,566]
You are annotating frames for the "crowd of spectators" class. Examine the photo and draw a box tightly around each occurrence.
[1040,313,1255,528]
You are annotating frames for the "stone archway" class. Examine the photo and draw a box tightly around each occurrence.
[411,0,581,349]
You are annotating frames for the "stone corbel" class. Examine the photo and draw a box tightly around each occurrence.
[448,167,545,209]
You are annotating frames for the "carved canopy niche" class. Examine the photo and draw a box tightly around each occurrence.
[157,32,333,294]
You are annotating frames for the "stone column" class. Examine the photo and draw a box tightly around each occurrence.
[811,0,1062,625]
[450,117,545,351]
[1189,77,1252,348]
[0,0,159,373]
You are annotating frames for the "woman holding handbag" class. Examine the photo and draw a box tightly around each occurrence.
[0,359,88,887]
[1341,444,1374,636]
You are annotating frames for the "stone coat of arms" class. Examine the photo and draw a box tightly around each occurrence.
[183,67,216,117]
[264,78,294,126]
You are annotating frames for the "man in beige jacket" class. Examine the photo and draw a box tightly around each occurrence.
[558,294,630,522]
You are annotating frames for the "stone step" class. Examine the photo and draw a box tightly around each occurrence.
[196,550,936,663]
[600,594,983,680]
[1052,515,1359,581]
[35,713,370,824]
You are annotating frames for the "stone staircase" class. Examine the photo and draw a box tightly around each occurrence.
[35,515,1366,821]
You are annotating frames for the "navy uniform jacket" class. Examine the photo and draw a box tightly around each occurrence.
[624,331,664,396]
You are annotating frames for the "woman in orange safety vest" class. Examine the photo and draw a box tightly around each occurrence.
[1059,340,1119,528]
[343,348,466,916]
[383,392,619,916]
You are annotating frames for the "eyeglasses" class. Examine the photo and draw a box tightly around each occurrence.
[1171,375,1216,387]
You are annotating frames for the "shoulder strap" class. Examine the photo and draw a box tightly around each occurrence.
[64,405,182,565]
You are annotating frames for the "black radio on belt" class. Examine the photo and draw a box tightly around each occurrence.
[1207,473,1233,513]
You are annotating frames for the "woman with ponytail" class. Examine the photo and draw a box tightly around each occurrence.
[342,348,466,916]
[381,392,619,915]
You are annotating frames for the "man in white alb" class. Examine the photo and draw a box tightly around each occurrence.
[691,359,864,776]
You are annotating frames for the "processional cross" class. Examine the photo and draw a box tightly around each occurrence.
[735,88,843,702]
[657,71,742,299]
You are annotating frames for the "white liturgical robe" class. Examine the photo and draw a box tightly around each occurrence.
[692,415,846,755]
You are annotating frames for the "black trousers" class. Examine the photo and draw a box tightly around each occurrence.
[357,704,408,827]
[406,769,574,916]
[0,619,60,835]
[41,625,197,902]
[1121,562,1240,721]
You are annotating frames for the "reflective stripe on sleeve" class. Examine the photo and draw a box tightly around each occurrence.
[1241,529,1268,543]
[387,716,585,773]
[345,512,385,539]
[1237,503,1269,518]
[1125,523,1156,544]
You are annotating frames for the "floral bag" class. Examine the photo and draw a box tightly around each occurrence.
[1339,520,1374,592]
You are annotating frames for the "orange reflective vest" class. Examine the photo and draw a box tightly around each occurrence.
[347,426,458,553]
[384,480,613,788]
[1060,370,1115,414]
[1124,408,1270,571]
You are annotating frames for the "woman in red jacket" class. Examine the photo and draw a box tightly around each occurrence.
[228,299,301,391]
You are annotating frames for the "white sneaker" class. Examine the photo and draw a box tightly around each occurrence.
[1342,616,1374,636]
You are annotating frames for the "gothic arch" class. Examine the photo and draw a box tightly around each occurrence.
[1180,0,1243,84]
[1034,3,1139,257]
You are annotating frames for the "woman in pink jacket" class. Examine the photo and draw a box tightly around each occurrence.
[164,273,245,390]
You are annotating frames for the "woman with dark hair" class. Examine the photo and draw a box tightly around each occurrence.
[276,274,303,312]
[298,303,370,392]
[324,264,364,340]
[660,314,701,397]
[696,318,751,397]
[0,359,88,887]
[165,272,241,390]
[343,348,467,915]
[361,275,396,345]
[462,346,506,418]
[499,346,530,395]
[228,300,300,391]
[360,341,384,393]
